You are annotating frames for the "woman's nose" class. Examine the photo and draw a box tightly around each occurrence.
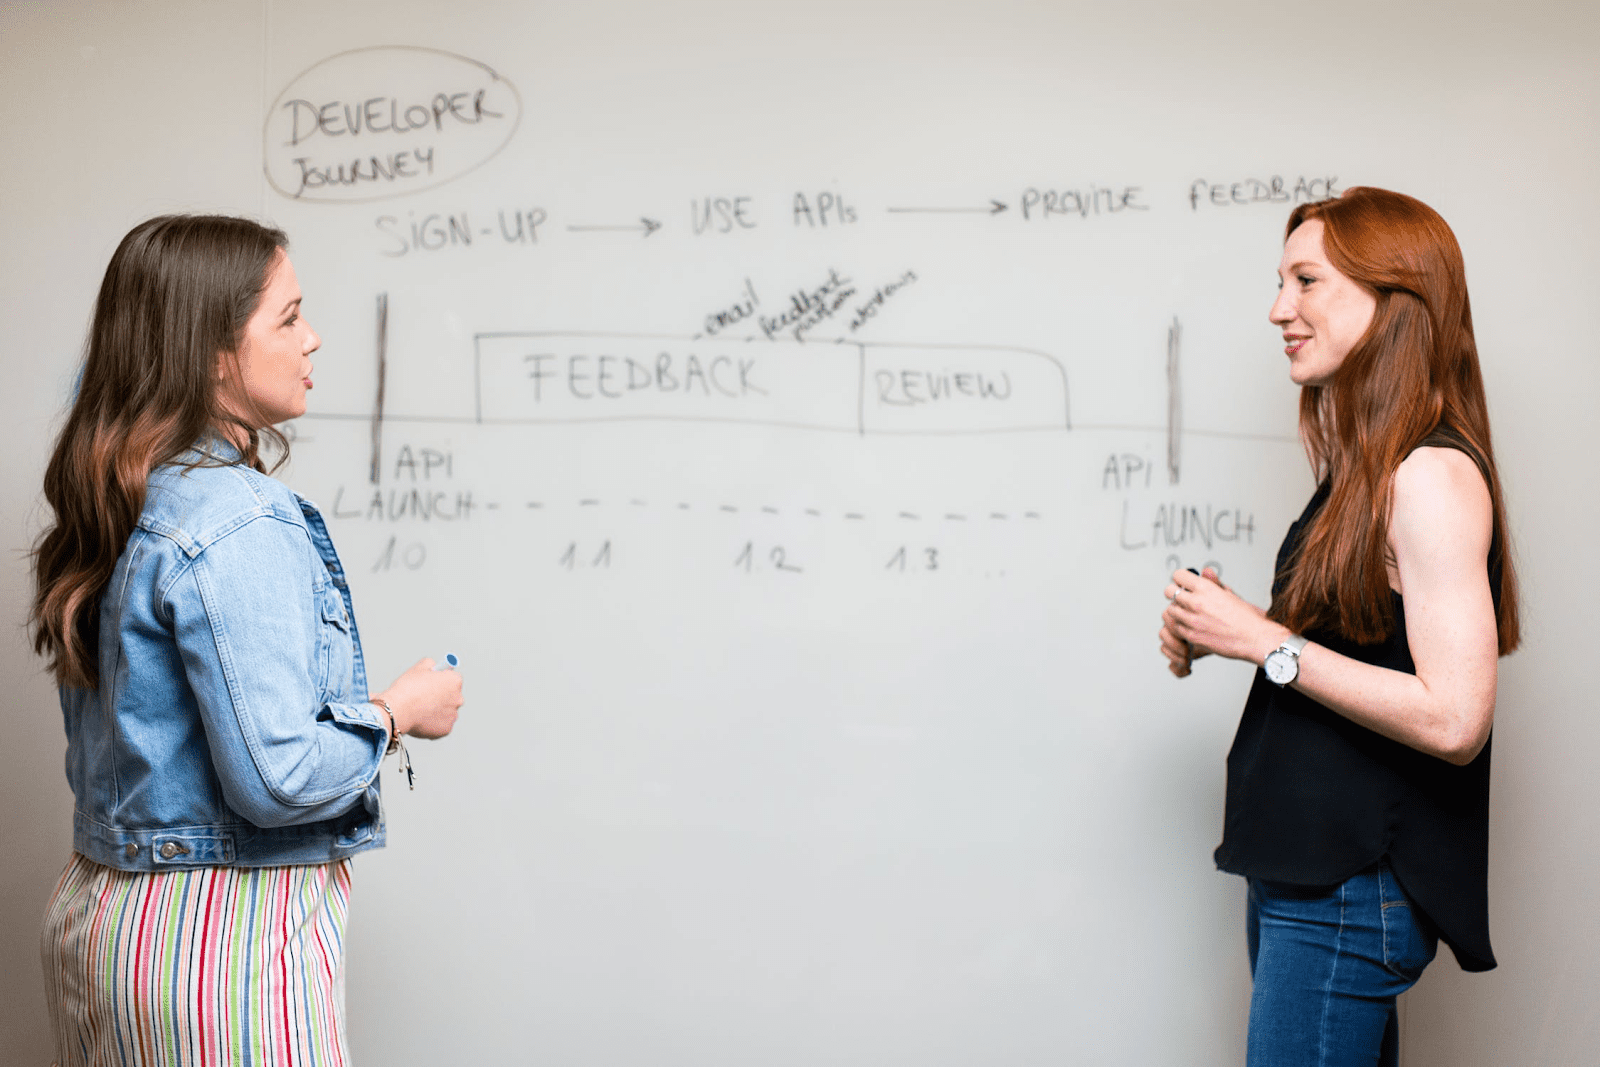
[1267,288,1294,325]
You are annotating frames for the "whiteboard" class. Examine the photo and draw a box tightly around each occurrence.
[3,3,1598,1065]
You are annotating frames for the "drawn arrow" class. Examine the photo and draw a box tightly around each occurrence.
[886,199,1008,216]
[566,217,662,237]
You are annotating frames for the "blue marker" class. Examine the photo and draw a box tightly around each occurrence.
[434,653,459,671]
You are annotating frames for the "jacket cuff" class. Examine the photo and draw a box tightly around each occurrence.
[317,700,387,737]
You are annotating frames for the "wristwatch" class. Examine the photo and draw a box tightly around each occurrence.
[1263,635,1309,687]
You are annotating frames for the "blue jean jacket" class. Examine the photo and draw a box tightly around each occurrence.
[61,442,388,870]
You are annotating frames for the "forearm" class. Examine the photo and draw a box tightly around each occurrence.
[181,518,388,826]
[1164,571,1496,766]
[224,721,384,827]
[1289,641,1495,765]
[204,692,386,828]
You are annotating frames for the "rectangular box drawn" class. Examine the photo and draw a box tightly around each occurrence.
[475,333,1069,434]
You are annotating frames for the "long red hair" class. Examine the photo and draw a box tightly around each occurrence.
[1269,187,1519,653]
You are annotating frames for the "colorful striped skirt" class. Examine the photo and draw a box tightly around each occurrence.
[41,853,353,1067]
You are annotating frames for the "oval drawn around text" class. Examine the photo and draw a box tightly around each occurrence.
[263,46,522,204]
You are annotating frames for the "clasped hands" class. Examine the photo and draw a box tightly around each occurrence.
[1159,567,1293,678]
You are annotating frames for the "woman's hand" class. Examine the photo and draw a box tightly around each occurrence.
[1160,567,1289,674]
[373,658,463,740]
[1158,570,1212,677]
[1158,618,1197,677]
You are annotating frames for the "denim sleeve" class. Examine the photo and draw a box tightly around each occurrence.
[171,511,385,829]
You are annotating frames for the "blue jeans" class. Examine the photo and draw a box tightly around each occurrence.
[1246,865,1439,1067]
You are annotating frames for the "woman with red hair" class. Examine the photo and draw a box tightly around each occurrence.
[1159,187,1519,1066]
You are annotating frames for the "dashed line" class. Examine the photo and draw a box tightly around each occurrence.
[513,499,1046,521]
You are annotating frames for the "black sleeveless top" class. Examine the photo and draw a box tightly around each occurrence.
[1213,478,1496,972]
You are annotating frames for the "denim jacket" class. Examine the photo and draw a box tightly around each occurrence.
[61,442,388,870]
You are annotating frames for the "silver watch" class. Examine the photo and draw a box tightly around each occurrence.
[1263,635,1309,687]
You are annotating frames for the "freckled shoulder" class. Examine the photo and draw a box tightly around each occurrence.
[1393,446,1489,513]
[1388,447,1493,568]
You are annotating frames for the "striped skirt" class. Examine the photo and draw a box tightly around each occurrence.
[41,853,352,1067]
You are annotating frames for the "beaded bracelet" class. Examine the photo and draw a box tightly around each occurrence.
[370,697,415,790]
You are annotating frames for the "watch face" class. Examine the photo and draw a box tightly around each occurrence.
[1264,649,1297,686]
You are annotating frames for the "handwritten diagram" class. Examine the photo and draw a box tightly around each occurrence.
[473,333,1070,434]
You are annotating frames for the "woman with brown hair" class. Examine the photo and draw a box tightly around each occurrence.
[1159,187,1518,1066]
[31,214,463,1065]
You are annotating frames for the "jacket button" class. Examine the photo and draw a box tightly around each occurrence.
[159,842,180,859]
[124,843,138,859]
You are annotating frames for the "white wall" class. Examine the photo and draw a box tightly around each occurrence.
[2,2,1596,1063]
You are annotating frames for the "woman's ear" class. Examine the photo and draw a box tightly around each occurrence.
[215,350,244,417]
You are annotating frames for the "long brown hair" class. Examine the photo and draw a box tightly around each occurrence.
[31,214,291,688]
[1269,187,1519,653]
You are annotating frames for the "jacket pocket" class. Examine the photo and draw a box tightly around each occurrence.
[315,581,356,702]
